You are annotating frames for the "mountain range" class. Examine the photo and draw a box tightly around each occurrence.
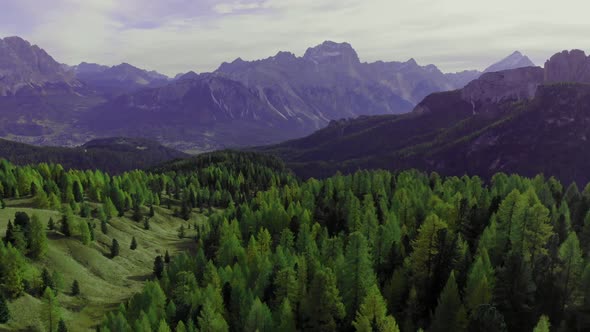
[260,50,590,185]
[0,36,535,151]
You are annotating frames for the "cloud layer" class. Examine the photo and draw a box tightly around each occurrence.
[1,0,589,76]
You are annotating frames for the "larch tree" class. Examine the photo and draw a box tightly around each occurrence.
[429,271,467,332]
[342,232,377,318]
[352,285,400,332]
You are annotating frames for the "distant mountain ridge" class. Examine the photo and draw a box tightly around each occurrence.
[0,35,541,151]
[260,49,590,185]
[0,136,187,173]
[72,61,170,96]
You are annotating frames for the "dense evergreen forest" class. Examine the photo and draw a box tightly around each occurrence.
[0,151,588,331]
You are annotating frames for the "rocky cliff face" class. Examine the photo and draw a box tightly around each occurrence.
[0,36,81,96]
[544,50,590,84]
[461,67,544,109]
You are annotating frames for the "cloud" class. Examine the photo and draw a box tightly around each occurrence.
[1,0,589,76]
[213,1,270,14]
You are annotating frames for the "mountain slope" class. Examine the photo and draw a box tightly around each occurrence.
[261,50,590,185]
[0,137,188,173]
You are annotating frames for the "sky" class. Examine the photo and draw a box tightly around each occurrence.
[1,0,589,76]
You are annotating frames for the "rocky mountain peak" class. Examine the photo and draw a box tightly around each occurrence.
[303,41,360,65]
[483,50,535,73]
[544,49,590,83]
[0,35,78,96]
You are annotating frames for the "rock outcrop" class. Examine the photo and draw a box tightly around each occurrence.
[544,49,590,84]
[461,67,544,108]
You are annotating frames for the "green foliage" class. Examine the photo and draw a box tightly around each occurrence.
[429,271,467,332]
[71,280,80,296]
[352,285,400,332]
[533,315,550,332]
[0,294,10,323]
[130,236,137,250]
[111,239,120,258]
[42,287,60,332]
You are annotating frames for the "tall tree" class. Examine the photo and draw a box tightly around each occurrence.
[352,285,400,332]
[429,271,467,332]
[342,232,377,318]
[28,214,47,259]
[42,287,60,332]
[307,268,346,331]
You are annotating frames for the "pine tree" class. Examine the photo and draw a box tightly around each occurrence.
[71,280,80,296]
[352,285,400,332]
[429,271,467,332]
[130,236,137,250]
[110,239,119,258]
[0,294,10,323]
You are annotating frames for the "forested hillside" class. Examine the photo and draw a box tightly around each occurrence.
[0,151,587,331]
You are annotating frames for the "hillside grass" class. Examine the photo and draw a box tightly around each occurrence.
[0,199,204,332]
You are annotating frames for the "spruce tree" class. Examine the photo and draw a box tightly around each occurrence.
[71,280,80,296]
[153,256,164,279]
[164,250,170,263]
[60,214,71,237]
[110,239,120,258]
[101,219,108,235]
[130,237,137,250]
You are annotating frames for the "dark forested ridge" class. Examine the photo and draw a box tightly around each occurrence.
[0,151,588,331]
[0,137,188,174]
[261,83,590,186]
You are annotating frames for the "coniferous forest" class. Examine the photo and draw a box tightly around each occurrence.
[0,151,587,331]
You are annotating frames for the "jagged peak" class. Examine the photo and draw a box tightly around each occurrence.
[303,40,360,64]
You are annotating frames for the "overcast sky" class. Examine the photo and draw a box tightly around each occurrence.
[1,0,589,76]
